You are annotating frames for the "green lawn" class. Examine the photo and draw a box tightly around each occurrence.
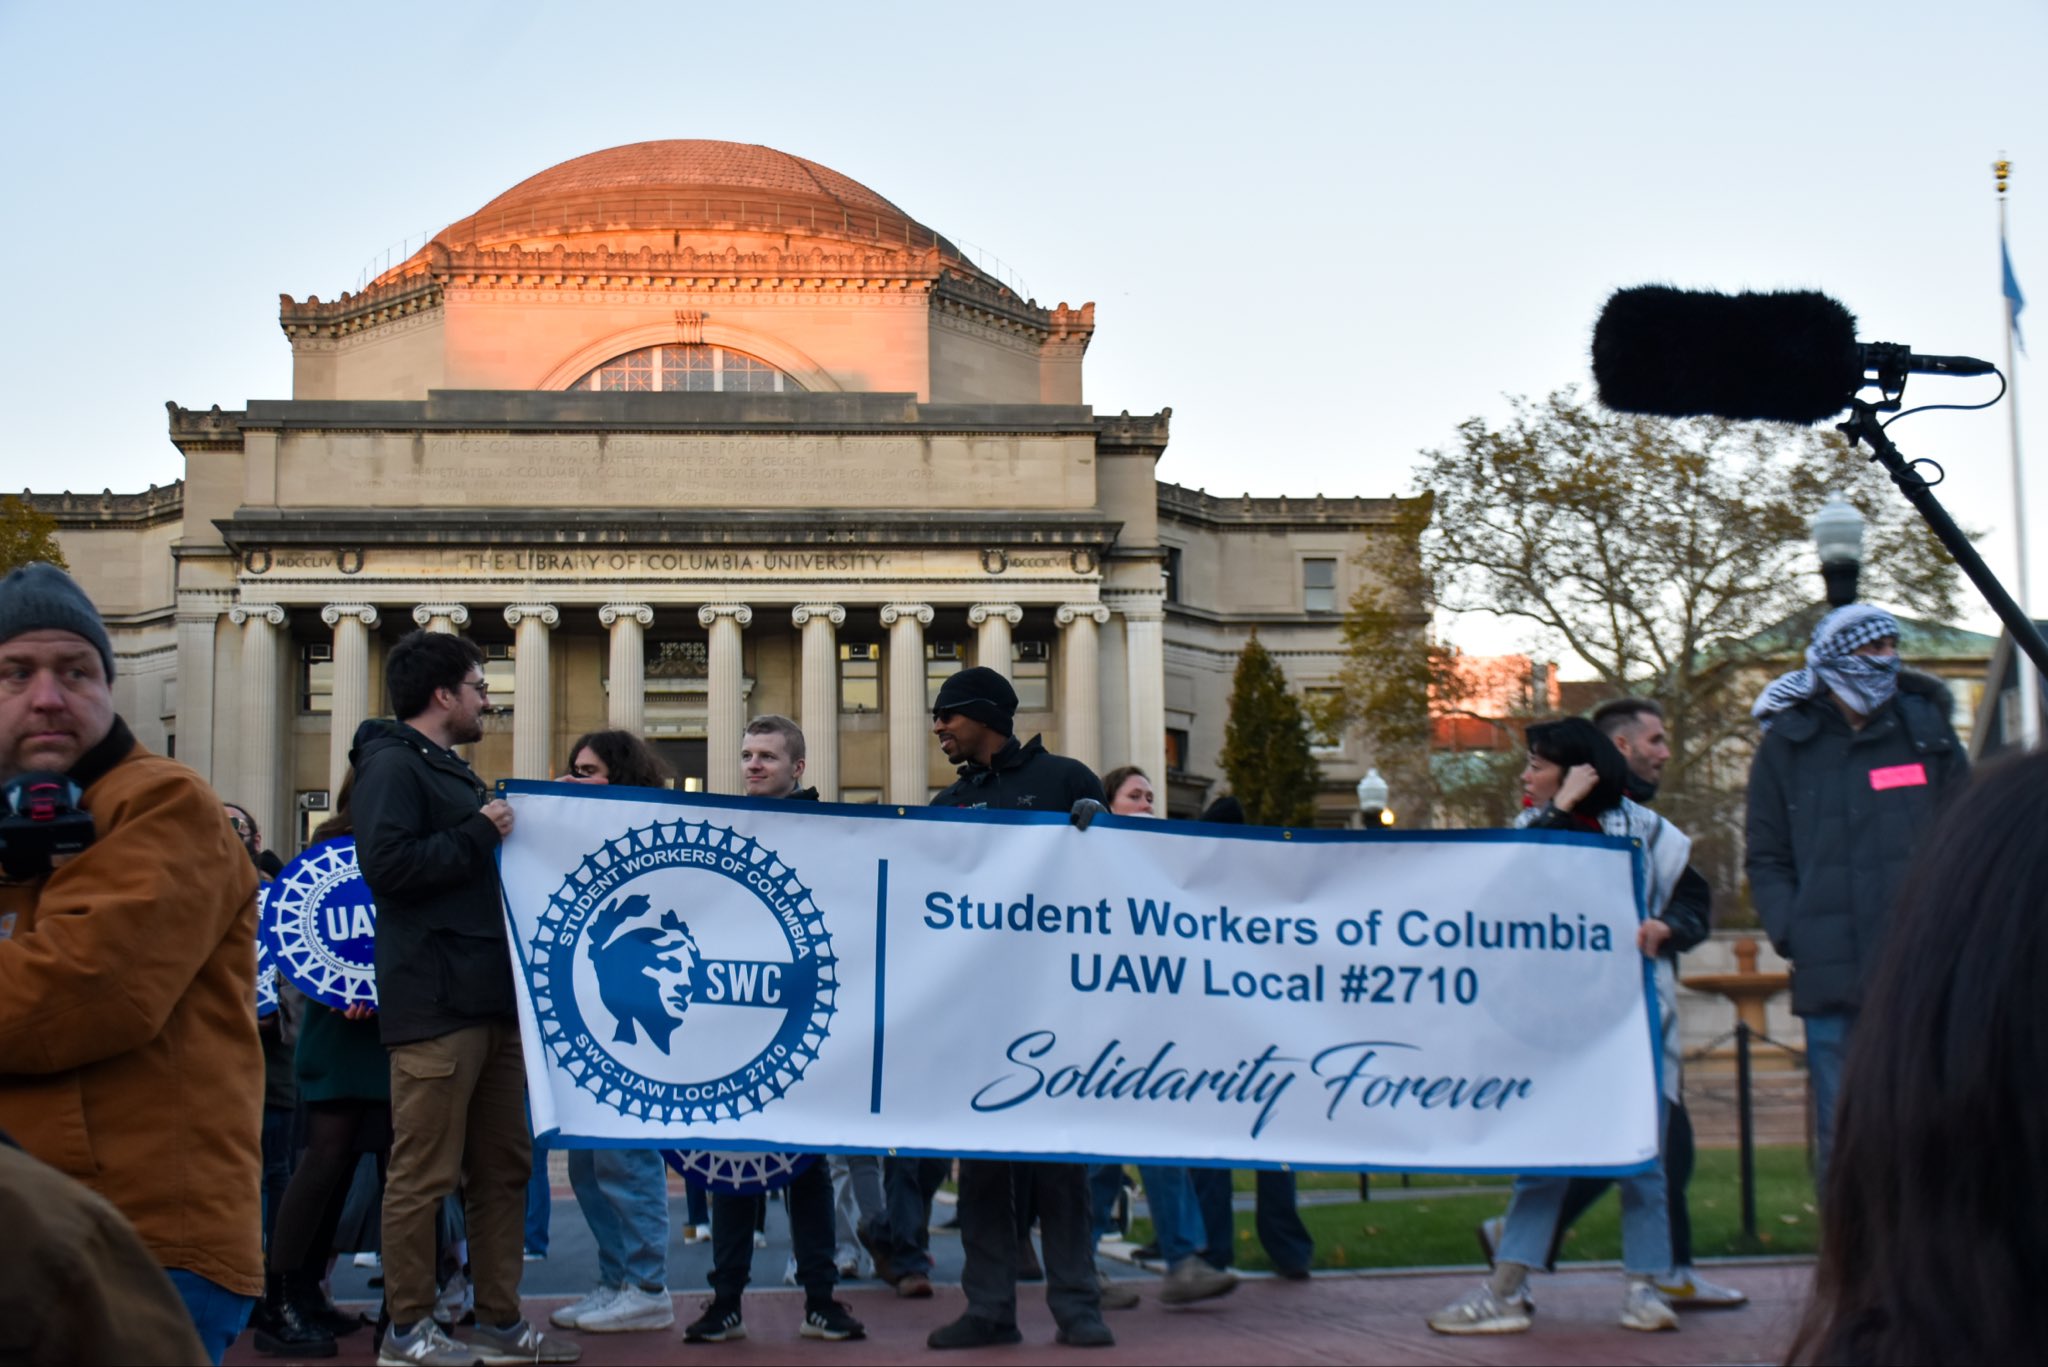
[1128,1147,1817,1272]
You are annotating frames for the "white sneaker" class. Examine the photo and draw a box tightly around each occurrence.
[577,1283,675,1333]
[354,1251,382,1269]
[1656,1268,1749,1309]
[549,1284,619,1330]
[753,1230,768,1249]
[1427,1284,1533,1336]
[431,1271,473,1327]
[684,1223,712,1243]
[1619,1279,1679,1332]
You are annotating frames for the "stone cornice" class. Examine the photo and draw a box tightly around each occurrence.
[287,240,1059,342]
[23,481,184,528]
[1094,409,1172,456]
[1156,480,1421,530]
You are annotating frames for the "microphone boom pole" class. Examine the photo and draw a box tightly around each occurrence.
[1837,400,2048,680]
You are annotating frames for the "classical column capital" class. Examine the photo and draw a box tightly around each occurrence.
[319,604,381,628]
[599,603,655,628]
[879,602,934,628]
[791,603,848,628]
[1103,590,1168,622]
[411,603,471,628]
[229,603,288,627]
[697,603,754,629]
[503,603,561,628]
[968,603,1024,627]
[1055,603,1111,627]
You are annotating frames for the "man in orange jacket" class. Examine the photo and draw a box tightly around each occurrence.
[0,562,264,1364]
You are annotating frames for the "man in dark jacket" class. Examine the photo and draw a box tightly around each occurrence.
[923,667,1114,1351]
[1744,605,1967,1193]
[349,630,577,1365]
[685,714,864,1346]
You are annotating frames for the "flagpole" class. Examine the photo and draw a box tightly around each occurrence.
[1996,157,2039,751]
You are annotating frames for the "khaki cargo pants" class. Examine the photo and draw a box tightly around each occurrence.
[381,1019,531,1329]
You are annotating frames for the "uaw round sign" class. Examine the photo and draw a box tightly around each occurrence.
[661,1149,820,1195]
[531,818,836,1124]
[262,836,379,1011]
[256,883,279,1020]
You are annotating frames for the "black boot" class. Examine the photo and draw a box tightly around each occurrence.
[291,1271,366,1338]
[250,1273,337,1358]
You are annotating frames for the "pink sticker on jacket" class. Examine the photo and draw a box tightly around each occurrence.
[1868,762,1928,791]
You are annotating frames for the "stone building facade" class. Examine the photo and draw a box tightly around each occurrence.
[30,141,1420,851]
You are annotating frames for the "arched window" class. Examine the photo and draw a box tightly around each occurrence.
[571,344,799,393]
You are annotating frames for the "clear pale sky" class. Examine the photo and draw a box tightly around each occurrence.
[2,0,2041,649]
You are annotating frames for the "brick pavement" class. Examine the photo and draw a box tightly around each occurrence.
[228,1262,1811,1366]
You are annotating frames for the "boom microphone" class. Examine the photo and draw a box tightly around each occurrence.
[1591,285,1996,424]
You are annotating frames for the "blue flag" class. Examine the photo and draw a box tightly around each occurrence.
[2005,235,2028,356]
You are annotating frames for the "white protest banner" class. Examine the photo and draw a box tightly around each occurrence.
[497,783,1660,1174]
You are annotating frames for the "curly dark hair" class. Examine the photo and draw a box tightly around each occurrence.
[563,730,672,790]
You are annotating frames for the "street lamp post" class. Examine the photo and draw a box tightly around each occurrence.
[1811,492,1865,608]
[1356,767,1394,830]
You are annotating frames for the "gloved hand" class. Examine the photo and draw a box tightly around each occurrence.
[1069,798,1107,831]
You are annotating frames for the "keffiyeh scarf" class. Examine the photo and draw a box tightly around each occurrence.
[1752,604,1902,727]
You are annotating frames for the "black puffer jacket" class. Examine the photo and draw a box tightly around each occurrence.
[1743,670,1968,1016]
[930,734,1105,813]
[348,719,512,1045]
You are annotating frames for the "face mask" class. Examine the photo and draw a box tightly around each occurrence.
[1816,652,1900,718]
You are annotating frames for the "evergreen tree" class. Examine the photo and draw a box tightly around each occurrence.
[1219,634,1322,827]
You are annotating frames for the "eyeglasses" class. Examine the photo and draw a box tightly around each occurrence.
[460,678,491,698]
[227,814,254,834]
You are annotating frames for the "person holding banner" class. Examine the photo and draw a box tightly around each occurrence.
[0,563,265,1364]
[684,715,866,1345]
[350,630,578,1367]
[539,729,681,1337]
[251,771,390,1357]
[1428,718,1682,1337]
[925,667,1116,1351]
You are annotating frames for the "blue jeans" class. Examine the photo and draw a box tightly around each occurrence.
[568,1148,671,1290]
[1192,1167,1315,1274]
[1087,1164,1126,1240]
[1136,1165,1205,1264]
[165,1268,255,1366]
[1804,1011,1855,1199]
[524,1137,551,1254]
[1496,1103,1672,1277]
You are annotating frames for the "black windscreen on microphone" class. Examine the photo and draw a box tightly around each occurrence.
[1592,286,1864,424]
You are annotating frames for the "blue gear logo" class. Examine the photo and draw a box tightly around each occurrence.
[532,819,836,1123]
[263,837,378,1010]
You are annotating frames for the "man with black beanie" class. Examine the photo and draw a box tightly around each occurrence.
[923,666,1114,1350]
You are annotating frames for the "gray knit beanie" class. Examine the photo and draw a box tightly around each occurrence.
[0,562,115,681]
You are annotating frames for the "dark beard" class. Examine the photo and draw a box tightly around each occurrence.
[451,712,485,746]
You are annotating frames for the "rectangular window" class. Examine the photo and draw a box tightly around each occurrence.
[926,641,964,708]
[1012,640,1051,710]
[840,642,881,713]
[1306,686,1344,754]
[484,644,516,709]
[1164,546,1183,604]
[300,643,333,714]
[1165,728,1190,774]
[1304,558,1338,613]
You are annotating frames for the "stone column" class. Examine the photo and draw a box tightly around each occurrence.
[1056,603,1110,773]
[410,603,471,636]
[322,604,381,796]
[229,604,288,851]
[969,603,1022,680]
[503,604,559,780]
[1121,598,1169,794]
[173,598,223,782]
[880,603,934,805]
[792,604,846,800]
[600,604,654,732]
[698,604,753,795]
